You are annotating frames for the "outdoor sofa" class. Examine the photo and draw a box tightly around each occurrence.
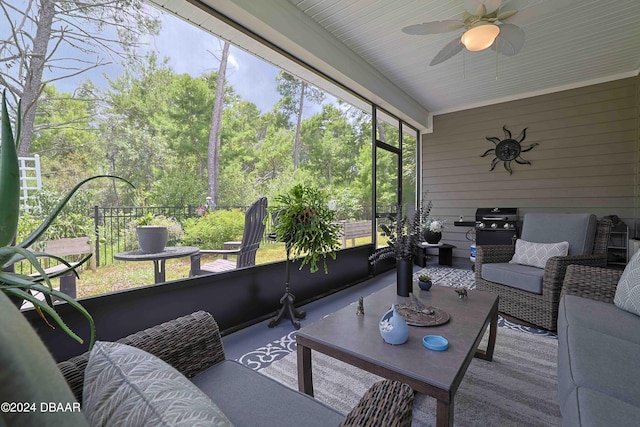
[0,290,414,427]
[557,259,640,426]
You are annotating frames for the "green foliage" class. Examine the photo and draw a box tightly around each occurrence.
[276,71,325,118]
[369,199,432,264]
[149,168,207,207]
[100,53,173,197]
[418,274,431,282]
[302,104,359,188]
[21,187,94,241]
[31,86,103,193]
[31,55,393,215]
[136,212,155,226]
[0,90,134,349]
[328,188,364,221]
[181,209,245,249]
[270,184,341,273]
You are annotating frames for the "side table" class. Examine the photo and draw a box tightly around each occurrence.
[114,246,200,284]
[416,242,456,267]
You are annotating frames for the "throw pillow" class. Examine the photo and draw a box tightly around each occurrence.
[509,239,570,269]
[614,249,640,317]
[83,341,233,427]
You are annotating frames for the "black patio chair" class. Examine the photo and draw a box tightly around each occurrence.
[198,197,268,273]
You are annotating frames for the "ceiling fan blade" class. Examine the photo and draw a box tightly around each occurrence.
[464,0,501,16]
[429,37,464,66]
[492,24,525,56]
[402,20,464,35]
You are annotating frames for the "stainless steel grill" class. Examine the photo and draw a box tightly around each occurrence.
[475,207,519,246]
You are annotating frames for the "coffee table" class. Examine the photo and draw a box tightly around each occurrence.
[296,284,498,427]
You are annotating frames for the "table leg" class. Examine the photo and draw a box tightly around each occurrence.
[439,247,453,266]
[190,253,201,276]
[416,247,428,267]
[475,299,498,361]
[297,344,314,397]
[153,260,166,284]
[436,399,454,427]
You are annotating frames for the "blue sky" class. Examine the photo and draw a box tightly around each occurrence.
[51,6,331,117]
[146,12,283,114]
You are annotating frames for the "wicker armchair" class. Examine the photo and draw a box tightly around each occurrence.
[475,216,611,331]
[561,264,624,304]
[58,311,414,426]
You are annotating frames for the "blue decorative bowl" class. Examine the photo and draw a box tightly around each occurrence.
[423,335,448,351]
[418,280,432,291]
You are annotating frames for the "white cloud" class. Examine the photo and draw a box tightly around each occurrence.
[227,53,239,71]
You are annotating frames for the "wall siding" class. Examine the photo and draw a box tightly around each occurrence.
[422,76,640,259]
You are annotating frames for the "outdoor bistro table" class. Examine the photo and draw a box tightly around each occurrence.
[114,246,200,284]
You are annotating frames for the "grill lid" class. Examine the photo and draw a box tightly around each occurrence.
[475,207,518,222]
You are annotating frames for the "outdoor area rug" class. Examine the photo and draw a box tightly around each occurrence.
[413,266,476,290]
[257,326,561,426]
[236,266,561,426]
[237,267,555,371]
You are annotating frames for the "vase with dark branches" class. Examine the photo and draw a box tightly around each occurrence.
[369,199,432,296]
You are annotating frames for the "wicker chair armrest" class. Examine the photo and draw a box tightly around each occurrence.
[540,254,608,301]
[340,380,414,427]
[561,264,623,303]
[475,245,515,264]
[58,311,225,404]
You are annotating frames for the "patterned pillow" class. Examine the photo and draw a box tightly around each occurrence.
[509,239,570,269]
[614,249,640,317]
[83,341,233,427]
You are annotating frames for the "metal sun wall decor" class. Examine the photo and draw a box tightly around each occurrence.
[481,125,538,175]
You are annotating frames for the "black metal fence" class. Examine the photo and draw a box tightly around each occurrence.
[90,205,270,267]
[89,203,383,267]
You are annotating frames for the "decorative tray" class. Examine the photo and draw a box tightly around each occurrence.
[395,303,450,327]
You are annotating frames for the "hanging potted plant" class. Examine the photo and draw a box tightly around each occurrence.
[270,184,341,273]
[267,184,341,328]
[369,199,432,296]
[0,89,131,348]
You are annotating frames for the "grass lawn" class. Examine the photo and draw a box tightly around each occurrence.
[70,237,374,299]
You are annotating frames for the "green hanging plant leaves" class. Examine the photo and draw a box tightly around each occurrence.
[270,184,341,273]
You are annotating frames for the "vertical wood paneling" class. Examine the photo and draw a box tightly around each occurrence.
[422,77,640,259]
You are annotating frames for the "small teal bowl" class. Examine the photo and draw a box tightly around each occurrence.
[423,335,448,351]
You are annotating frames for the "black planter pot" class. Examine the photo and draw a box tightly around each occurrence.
[423,230,442,244]
[396,259,413,297]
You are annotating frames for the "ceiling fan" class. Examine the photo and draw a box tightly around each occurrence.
[402,0,546,66]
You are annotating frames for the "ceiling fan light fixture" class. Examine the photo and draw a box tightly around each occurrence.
[461,23,500,51]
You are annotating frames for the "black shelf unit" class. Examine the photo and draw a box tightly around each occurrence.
[607,224,629,267]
